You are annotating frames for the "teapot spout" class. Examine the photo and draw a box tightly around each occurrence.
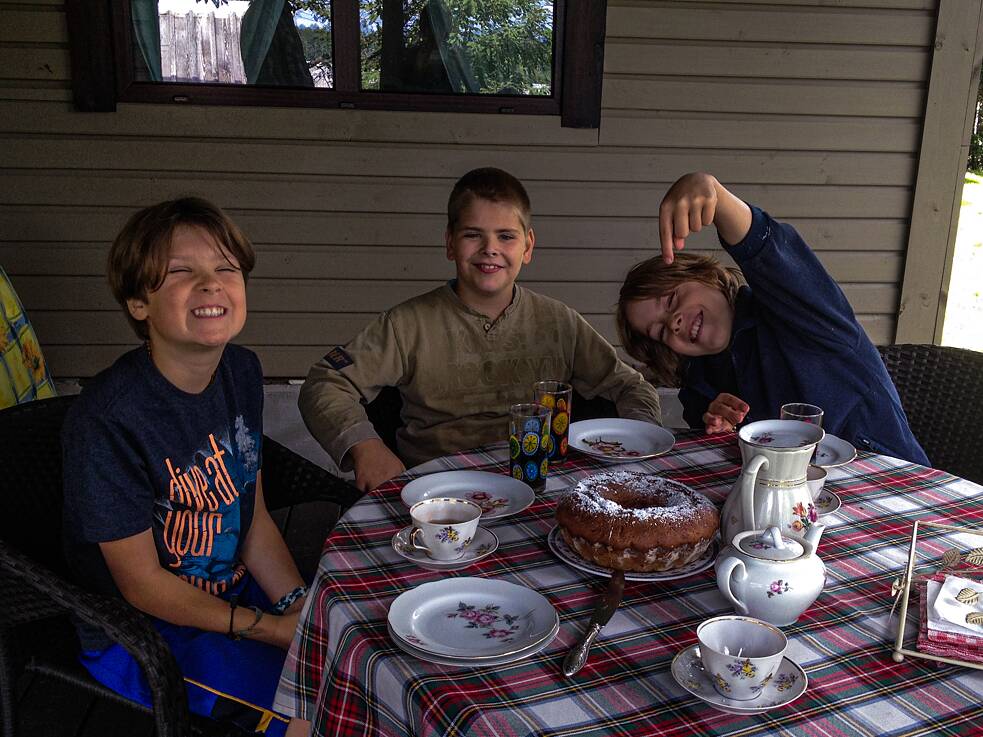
[804,522,826,549]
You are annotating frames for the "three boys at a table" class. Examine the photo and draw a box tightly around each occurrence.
[61,166,926,736]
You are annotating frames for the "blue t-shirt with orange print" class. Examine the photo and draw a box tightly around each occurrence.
[62,343,264,618]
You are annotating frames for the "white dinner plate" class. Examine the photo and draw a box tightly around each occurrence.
[400,470,535,519]
[567,419,675,462]
[814,434,857,468]
[547,526,717,582]
[391,525,499,571]
[670,643,807,715]
[387,577,558,659]
[387,620,558,667]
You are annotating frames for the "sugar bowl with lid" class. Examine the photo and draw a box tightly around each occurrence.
[714,525,826,627]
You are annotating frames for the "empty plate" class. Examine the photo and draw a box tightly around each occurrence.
[387,577,558,659]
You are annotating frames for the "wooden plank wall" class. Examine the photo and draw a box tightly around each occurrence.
[0,0,939,378]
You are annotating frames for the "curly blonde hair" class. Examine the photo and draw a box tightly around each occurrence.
[616,252,743,386]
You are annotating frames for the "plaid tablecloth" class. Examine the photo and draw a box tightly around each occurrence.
[274,431,983,737]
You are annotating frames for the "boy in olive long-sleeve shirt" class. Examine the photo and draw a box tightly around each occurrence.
[300,168,663,491]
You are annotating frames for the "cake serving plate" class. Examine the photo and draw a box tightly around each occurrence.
[547,525,717,582]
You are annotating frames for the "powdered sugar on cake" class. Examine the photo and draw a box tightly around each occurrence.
[563,471,713,522]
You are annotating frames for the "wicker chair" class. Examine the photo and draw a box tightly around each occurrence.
[0,395,361,737]
[364,386,618,457]
[877,344,983,484]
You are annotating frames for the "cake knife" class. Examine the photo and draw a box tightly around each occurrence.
[563,569,625,677]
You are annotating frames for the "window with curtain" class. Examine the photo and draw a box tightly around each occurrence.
[66,0,605,126]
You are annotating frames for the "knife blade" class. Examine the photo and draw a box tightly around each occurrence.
[563,569,625,677]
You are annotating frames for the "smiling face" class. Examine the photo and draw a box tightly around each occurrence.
[126,224,247,362]
[623,280,734,356]
[445,197,535,318]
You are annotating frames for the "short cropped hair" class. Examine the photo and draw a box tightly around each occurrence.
[447,167,532,232]
[616,252,743,387]
[107,197,256,340]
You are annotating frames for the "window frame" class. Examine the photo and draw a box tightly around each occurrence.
[67,0,606,128]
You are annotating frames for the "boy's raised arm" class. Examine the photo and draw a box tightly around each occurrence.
[659,172,752,262]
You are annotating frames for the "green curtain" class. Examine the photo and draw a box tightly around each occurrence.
[131,0,162,81]
[427,0,478,94]
[241,0,286,84]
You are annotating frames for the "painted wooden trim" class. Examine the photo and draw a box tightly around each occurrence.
[897,0,983,343]
[561,0,607,129]
[63,0,116,111]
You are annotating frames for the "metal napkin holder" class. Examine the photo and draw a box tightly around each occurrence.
[890,519,983,671]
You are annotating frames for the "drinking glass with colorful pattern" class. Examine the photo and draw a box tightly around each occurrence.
[508,403,552,493]
[533,380,573,464]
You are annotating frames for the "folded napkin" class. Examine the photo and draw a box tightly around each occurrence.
[931,574,983,636]
[918,585,983,664]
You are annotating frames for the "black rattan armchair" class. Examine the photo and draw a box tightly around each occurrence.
[0,395,360,737]
[878,344,983,484]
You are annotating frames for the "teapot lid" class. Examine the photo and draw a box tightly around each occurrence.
[737,526,805,561]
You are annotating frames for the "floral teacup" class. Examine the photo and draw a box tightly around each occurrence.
[696,615,787,701]
[409,498,481,561]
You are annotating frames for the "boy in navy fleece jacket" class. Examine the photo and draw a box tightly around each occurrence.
[616,172,928,466]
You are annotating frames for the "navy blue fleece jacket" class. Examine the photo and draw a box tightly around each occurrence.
[679,206,929,466]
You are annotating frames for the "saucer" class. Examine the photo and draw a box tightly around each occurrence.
[671,643,807,715]
[814,489,842,516]
[391,526,498,570]
[548,526,717,582]
[814,434,857,468]
[400,470,535,519]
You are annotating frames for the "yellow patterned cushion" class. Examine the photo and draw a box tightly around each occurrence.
[0,268,56,409]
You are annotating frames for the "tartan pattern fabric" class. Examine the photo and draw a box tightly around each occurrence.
[274,431,983,737]
[0,267,55,408]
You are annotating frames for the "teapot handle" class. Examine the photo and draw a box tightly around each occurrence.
[717,556,749,614]
[741,455,770,533]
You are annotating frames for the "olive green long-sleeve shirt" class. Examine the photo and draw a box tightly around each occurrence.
[299,284,662,468]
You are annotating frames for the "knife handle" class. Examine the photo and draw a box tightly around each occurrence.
[563,622,603,677]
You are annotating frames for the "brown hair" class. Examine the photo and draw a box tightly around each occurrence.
[107,197,256,340]
[616,252,744,386]
[447,167,532,232]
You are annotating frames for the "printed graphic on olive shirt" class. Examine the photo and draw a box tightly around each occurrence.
[153,416,259,594]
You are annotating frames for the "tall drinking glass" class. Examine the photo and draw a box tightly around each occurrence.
[533,380,573,463]
[508,403,552,493]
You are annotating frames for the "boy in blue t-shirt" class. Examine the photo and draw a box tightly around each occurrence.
[62,198,311,737]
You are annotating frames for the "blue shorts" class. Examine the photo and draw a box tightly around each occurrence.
[80,576,291,736]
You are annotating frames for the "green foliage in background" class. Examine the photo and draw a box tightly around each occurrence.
[969,63,983,174]
[290,0,552,94]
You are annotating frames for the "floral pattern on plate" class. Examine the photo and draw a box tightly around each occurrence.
[448,602,522,642]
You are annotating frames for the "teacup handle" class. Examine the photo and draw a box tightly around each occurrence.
[740,455,770,535]
[716,556,749,615]
[409,527,430,554]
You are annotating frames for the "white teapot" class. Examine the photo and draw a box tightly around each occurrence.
[714,525,826,627]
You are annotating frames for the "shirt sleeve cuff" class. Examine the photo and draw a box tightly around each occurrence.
[721,204,770,264]
[333,421,382,471]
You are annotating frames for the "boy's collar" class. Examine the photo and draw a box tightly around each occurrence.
[444,280,522,321]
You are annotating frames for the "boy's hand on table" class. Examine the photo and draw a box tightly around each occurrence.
[350,438,406,492]
[703,393,749,434]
